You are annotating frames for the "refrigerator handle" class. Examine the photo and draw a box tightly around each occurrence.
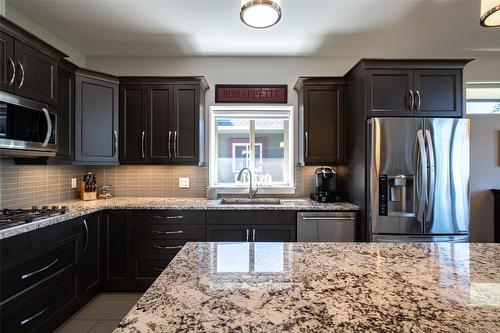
[425,130,435,223]
[416,130,428,223]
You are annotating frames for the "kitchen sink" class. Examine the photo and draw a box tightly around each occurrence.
[220,198,282,205]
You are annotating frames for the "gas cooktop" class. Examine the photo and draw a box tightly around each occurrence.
[0,206,68,230]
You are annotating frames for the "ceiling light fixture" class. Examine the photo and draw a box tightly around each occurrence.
[240,0,282,29]
[480,0,500,27]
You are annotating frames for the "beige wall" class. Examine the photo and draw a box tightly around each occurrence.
[5,4,87,67]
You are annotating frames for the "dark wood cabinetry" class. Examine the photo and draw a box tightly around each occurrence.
[75,69,119,164]
[80,214,101,297]
[366,69,413,117]
[119,77,208,165]
[0,16,66,105]
[294,77,345,164]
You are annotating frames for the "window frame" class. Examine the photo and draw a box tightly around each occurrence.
[209,105,295,195]
[466,82,500,115]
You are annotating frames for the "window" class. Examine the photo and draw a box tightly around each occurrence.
[466,82,500,114]
[209,105,294,194]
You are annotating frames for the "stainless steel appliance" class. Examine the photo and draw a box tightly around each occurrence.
[0,206,68,230]
[297,212,356,242]
[310,167,337,202]
[368,118,470,242]
[0,91,57,157]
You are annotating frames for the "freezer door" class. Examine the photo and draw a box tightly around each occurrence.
[371,234,470,243]
[423,118,470,234]
[368,118,424,235]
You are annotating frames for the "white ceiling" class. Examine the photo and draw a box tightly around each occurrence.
[6,0,500,57]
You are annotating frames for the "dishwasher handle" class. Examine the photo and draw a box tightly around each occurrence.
[300,216,355,221]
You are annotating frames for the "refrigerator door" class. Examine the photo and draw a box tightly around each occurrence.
[424,118,470,234]
[368,118,425,235]
[371,234,470,243]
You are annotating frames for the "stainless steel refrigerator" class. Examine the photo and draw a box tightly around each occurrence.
[367,118,470,242]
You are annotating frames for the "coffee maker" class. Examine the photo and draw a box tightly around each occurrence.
[310,167,337,202]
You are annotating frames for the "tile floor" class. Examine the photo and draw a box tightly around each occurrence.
[55,293,142,333]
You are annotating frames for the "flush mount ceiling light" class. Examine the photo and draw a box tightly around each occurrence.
[480,0,500,27]
[240,0,282,29]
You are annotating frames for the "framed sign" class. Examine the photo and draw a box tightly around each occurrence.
[215,84,287,104]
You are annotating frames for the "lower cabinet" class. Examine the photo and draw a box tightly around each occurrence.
[80,214,101,298]
[206,224,251,242]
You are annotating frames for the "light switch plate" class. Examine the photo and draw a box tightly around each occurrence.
[179,177,190,188]
[71,178,77,189]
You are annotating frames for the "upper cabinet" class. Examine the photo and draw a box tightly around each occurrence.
[349,59,472,118]
[119,77,208,165]
[0,17,66,105]
[294,77,346,165]
[75,69,119,165]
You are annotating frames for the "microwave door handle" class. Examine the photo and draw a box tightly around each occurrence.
[41,107,52,147]
[416,130,427,223]
[425,130,435,223]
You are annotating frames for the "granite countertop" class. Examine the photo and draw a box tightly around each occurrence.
[114,242,500,333]
[0,198,358,240]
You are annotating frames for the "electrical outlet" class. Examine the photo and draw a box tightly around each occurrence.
[179,177,190,189]
[71,178,77,189]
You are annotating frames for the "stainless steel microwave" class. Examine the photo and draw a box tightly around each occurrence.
[0,91,57,157]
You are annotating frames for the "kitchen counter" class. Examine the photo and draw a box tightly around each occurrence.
[114,242,500,333]
[0,198,358,240]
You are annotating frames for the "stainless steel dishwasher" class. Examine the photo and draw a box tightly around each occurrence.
[297,212,356,242]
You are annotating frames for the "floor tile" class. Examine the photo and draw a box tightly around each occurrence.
[89,320,122,333]
[54,319,97,333]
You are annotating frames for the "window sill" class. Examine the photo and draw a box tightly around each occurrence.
[208,186,296,195]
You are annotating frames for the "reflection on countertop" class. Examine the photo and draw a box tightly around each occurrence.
[0,197,358,240]
[115,242,500,333]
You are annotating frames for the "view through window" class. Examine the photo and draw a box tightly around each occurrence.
[466,82,500,114]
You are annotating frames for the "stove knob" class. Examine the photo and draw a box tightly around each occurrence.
[51,205,59,210]
[32,206,39,211]
[42,206,49,210]
[60,206,68,213]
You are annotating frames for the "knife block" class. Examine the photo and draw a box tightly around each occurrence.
[80,182,97,201]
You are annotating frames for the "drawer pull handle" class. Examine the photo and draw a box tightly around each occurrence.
[21,306,50,326]
[153,215,184,220]
[153,230,184,235]
[21,259,59,280]
[153,245,183,250]
[300,217,355,221]
[153,267,164,272]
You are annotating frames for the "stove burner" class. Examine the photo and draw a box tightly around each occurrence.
[0,206,68,230]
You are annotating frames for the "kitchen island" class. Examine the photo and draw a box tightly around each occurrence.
[114,242,499,333]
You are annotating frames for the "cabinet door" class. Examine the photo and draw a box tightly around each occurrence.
[14,40,57,105]
[206,224,251,242]
[304,85,345,164]
[52,63,75,162]
[81,215,100,295]
[366,69,414,117]
[75,74,119,164]
[120,85,146,163]
[170,85,199,164]
[252,225,296,242]
[413,69,462,117]
[147,85,173,163]
[101,211,130,288]
[0,31,14,93]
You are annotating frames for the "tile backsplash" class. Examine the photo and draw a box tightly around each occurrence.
[0,158,319,208]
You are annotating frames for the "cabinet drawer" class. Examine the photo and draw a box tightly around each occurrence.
[134,256,175,280]
[206,211,295,225]
[131,210,205,224]
[0,269,77,333]
[131,223,205,240]
[133,239,186,255]
[1,237,78,303]
[0,229,44,264]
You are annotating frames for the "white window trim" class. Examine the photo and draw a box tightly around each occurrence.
[209,105,295,195]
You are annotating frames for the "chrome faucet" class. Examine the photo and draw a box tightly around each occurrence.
[237,167,259,199]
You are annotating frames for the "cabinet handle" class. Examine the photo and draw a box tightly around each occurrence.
[153,267,164,272]
[153,230,184,235]
[154,215,184,220]
[21,259,59,280]
[8,57,15,86]
[246,229,249,242]
[168,131,172,158]
[408,90,415,111]
[174,130,177,157]
[83,219,89,254]
[41,107,52,147]
[252,229,256,242]
[305,131,309,158]
[17,60,25,89]
[113,130,118,156]
[153,245,183,250]
[141,130,145,158]
[415,90,421,111]
[21,306,51,326]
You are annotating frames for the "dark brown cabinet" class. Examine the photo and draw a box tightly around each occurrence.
[206,224,251,242]
[366,69,413,117]
[119,77,208,165]
[80,214,101,296]
[75,69,119,165]
[294,78,346,164]
[1,16,66,105]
